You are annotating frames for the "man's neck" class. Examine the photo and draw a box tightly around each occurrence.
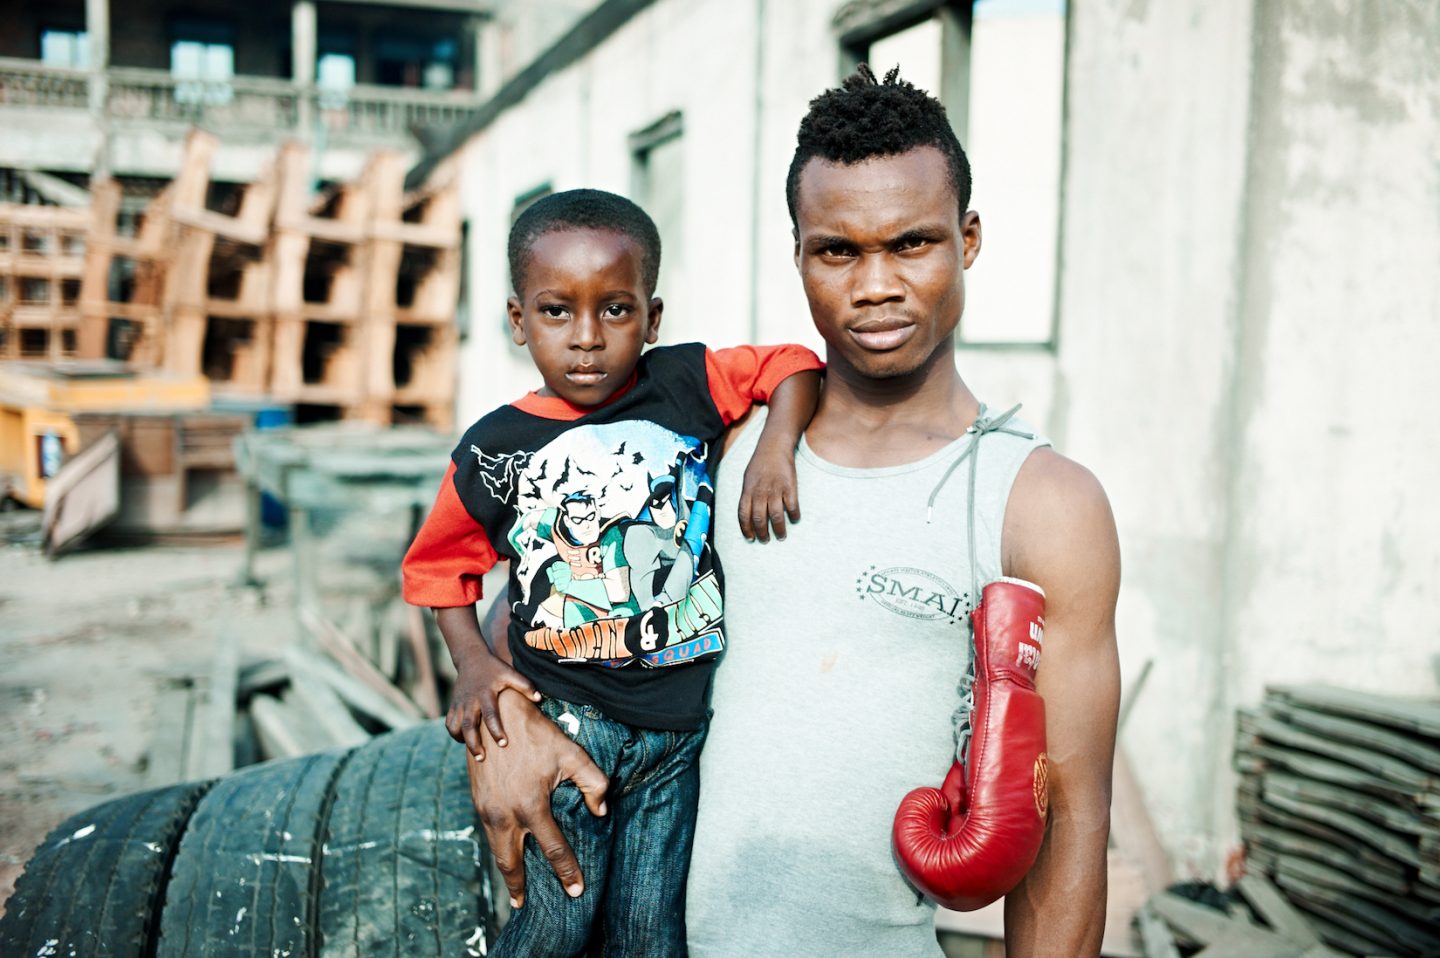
[807,346,981,468]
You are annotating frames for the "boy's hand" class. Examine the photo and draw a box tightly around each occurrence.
[738,440,801,542]
[465,689,609,908]
[447,652,542,760]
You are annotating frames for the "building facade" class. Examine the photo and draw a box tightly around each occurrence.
[431,0,1440,883]
[0,0,494,185]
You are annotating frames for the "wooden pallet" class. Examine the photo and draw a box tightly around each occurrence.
[12,131,460,430]
[0,202,89,361]
[77,177,171,365]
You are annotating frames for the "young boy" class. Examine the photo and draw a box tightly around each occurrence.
[401,188,821,955]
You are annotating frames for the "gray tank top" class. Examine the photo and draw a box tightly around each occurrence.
[686,404,1050,957]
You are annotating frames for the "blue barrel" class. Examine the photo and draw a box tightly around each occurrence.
[253,406,294,527]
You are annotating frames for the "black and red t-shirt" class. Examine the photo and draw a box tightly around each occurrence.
[403,342,822,729]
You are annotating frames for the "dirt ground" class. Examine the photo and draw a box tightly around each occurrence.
[0,513,295,917]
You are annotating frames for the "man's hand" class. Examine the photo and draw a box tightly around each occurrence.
[447,652,540,760]
[466,689,609,908]
[738,439,801,542]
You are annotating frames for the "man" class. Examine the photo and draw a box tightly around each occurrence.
[466,66,1120,955]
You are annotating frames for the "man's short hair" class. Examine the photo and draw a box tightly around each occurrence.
[785,64,973,227]
[508,189,662,297]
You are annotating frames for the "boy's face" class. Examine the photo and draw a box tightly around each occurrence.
[508,228,662,407]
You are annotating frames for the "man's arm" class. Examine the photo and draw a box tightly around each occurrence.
[1001,448,1122,956]
[465,688,610,907]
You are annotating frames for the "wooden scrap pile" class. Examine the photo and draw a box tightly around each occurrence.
[1137,874,1353,958]
[234,599,449,764]
[226,423,462,764]
[1230,684,1440,957]
[2,130,459,431]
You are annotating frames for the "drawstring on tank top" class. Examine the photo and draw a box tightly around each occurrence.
[926,402,1035,767]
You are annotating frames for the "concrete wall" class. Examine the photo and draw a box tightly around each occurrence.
[1057,0,1440,870]
[447,0,1440,876]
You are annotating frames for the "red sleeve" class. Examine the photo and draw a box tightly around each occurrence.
[402,461,500,608]
[704,344,824,424]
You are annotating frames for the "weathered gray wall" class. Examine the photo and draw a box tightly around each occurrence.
[1057,0,1440,868]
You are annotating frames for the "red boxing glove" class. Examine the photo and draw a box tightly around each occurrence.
[892,577,1049,912]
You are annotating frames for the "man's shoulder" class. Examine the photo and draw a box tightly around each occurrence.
[1003,447,1118,585]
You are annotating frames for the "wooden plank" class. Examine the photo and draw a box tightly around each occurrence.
[1269,698,1440,773]
[286,641,420,731]
[1235,733,1421,804]
[1274,871,1440,955]
[1148,895,1297,954]
[301,604,425,723]
[1249,712,1435,790]
[249,693,311,760]
[1134,903,1182,958]
[40,429,120,556]
[1239,821,1411,893]
[403,594,442,718]
[283,650,371,749]
[144,677,196,787]
[1260,788,1423,868]
[1262,770,1429,835]
[1243,791,1413,880]
[1111,745,1173,895]
[1269,853,1439,925]
[186,624,239,779]
[1234,874,1320,946]
[1293,909,1397,958]
[1269,684,1440,738]
[237,657,289,701]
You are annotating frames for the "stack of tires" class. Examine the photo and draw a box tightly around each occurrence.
[0,722,501,957]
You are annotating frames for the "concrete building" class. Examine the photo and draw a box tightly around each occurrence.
[0,0,498,186]
[422,0,1440,880]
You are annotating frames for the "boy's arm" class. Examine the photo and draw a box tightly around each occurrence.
[738,369,820,541]
[703,344,824,542]
[434,604,539,759]
[1001,449,1121,956]
[402,463,537,758]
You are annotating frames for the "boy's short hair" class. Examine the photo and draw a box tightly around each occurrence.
[785,64,973,227]
[508,189,663,297]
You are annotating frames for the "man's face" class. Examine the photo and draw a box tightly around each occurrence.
[508,228,662,407]
[792,146,981,382]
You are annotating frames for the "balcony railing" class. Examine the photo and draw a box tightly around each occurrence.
[0,58,90,110]
[0,58,483,139]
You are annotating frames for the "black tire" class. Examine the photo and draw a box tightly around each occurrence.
[318,720,499,957]
[155,748,351,958]
[0,780,211,958]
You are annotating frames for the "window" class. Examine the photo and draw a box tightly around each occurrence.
[631,113,685,340]
[375,36,458,90]
[510,182,553,227]
[40,29,88,69]
[317,29,357,102]
[171,19,235,105]
[838,0,1066,347]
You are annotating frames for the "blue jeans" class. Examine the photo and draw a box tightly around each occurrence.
[491,696,708,958]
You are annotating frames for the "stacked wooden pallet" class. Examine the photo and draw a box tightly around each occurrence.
[11,128,462,431]
[1233,684,1440,957]
[0,201,88,361]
